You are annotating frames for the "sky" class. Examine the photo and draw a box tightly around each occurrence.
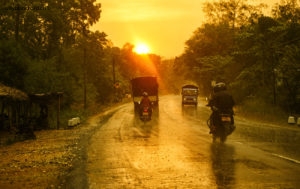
[92,0,279,58]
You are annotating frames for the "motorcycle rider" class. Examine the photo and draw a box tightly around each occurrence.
[140,92,152,118]
[207,82,235,134]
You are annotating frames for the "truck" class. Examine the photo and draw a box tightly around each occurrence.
[131,76,159,112]
[181,84,198,106]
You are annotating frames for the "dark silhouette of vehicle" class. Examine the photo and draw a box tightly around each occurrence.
[131,76,159,113]
[207,111,235,143]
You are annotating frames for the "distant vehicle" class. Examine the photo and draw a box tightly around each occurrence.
[131,76,159,113]
[181,85,198,106]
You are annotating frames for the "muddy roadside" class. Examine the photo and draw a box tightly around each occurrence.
[0,106,117,189]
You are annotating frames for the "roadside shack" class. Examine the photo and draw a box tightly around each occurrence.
[0,83,63,143]
[0,83,29,133]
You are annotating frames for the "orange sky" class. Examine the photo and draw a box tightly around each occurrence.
[92,0,279,59]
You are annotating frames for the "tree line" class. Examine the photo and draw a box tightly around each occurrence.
[0,0,299,114]
[0,0,164,109]
[175,0,300,114]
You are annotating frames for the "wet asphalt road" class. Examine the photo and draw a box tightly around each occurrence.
[86,95,300,189]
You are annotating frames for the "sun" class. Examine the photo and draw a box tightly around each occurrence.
[134,43,150,54]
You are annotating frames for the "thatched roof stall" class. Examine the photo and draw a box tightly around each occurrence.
[0,84,64,145]
[0,83,63,134]
[0,83,28,100]
[0,83,29,134]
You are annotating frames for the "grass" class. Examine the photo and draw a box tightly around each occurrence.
[235,98,289,125]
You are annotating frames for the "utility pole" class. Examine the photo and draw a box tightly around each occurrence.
[83,24,87,110]
[15,1,20,42]
[83,46,87,110]
[273,68,277,105]
[112,56,116,85]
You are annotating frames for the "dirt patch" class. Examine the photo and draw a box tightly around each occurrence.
[0,109,114,189]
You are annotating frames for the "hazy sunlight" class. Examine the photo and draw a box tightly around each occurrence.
[134,43,150,54]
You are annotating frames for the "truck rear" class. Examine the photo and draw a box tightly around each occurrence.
[131,76,159,112]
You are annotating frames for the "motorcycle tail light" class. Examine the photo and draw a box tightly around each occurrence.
[221,116,231,122]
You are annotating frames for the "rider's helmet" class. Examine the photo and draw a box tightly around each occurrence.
[213,82,226,93]
[142,92,148,97]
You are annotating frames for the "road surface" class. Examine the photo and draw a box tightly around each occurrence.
[85,95,300,188]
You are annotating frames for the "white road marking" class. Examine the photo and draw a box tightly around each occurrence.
[271,153,300,164]
[234,141,300,164]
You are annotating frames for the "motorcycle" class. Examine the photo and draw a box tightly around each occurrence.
[140,106,152,123]
[207,109,235,143]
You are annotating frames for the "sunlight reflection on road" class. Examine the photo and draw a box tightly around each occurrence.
[87,95,300,188]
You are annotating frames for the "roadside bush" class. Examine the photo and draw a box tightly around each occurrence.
[235,97,288,124]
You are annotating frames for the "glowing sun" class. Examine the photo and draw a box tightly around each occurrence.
[134,43,150,54]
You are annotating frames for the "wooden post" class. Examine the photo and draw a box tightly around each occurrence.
[56,93,62,130]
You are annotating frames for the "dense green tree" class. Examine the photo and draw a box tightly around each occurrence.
[62,30,112,105]
[119,43,136,79]
[271,0,300,110]
[178,0,300,112]
[0,0,104,106]
[178,0,265,97]
[0,40,28,89]
[203,0,265,29]
[0,0,101,58]
[181,22,236,96]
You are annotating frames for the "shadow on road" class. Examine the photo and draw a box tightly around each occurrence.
[210,143,236,189]
[132,108,160,139]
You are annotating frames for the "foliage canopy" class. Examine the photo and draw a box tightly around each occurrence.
[176,0,300,113]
